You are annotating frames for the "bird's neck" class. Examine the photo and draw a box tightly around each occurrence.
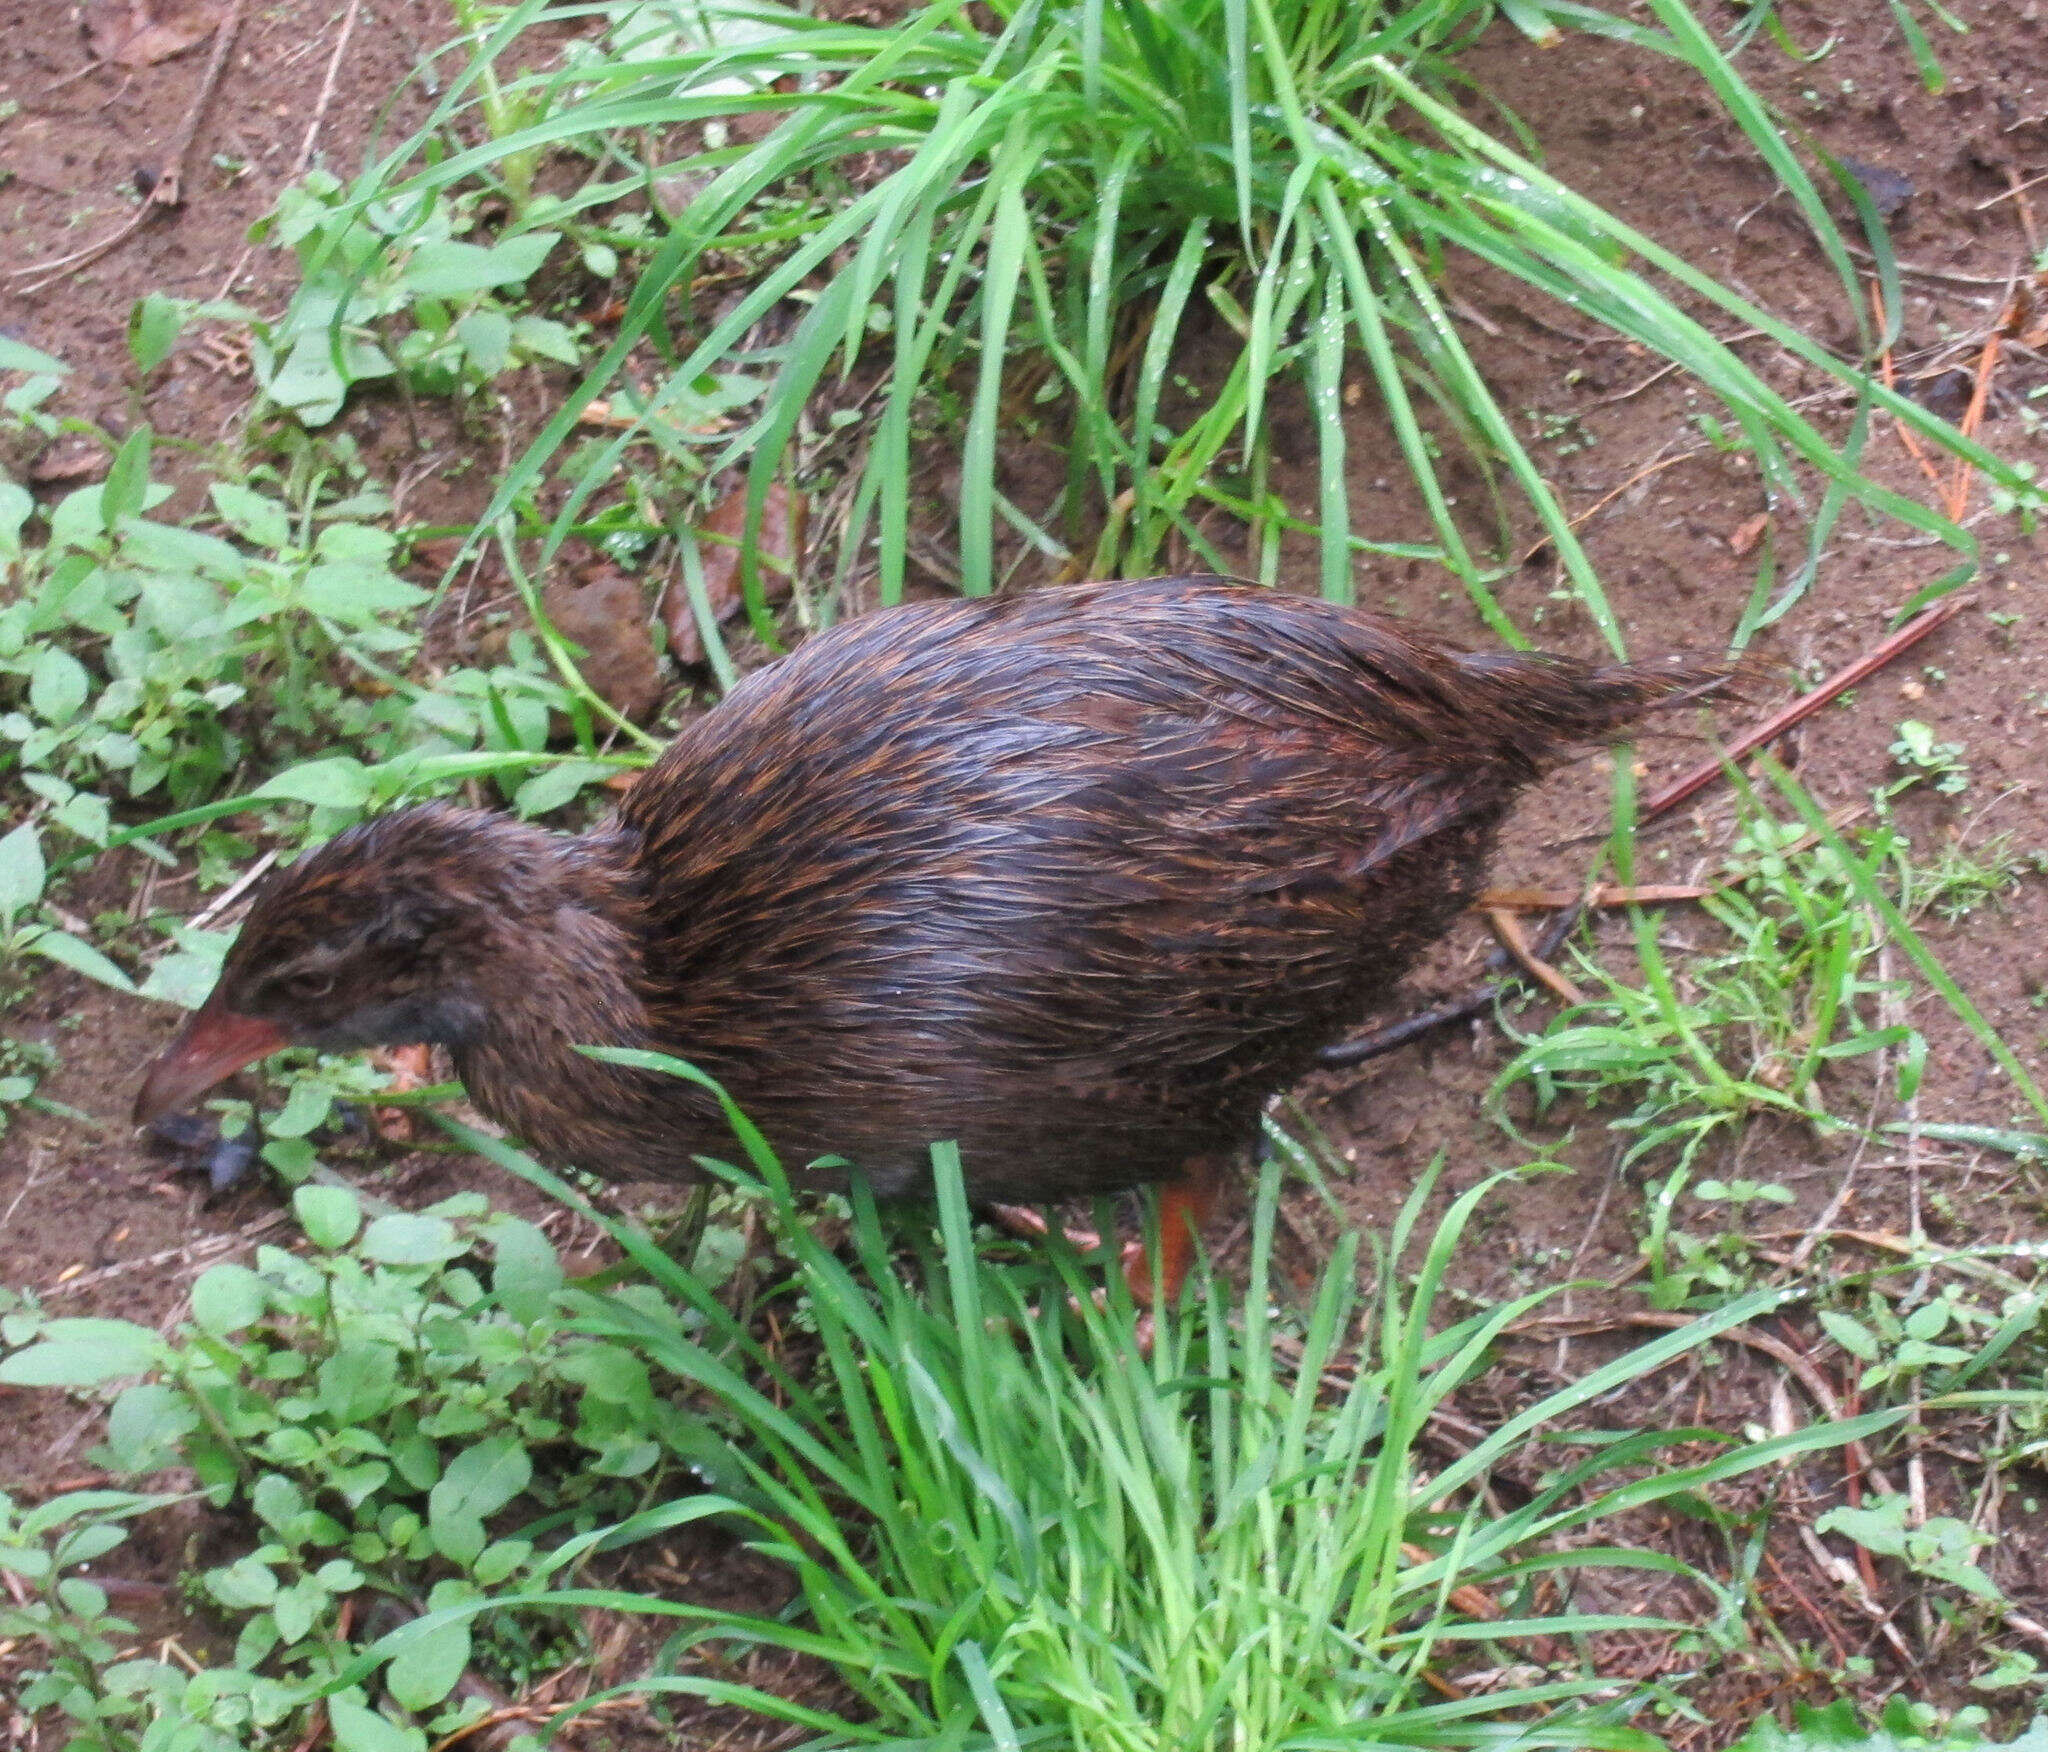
[447,829,721,1174]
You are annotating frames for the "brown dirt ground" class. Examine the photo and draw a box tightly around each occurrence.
[6,0,2048,1744]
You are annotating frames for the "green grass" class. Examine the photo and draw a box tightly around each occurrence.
[1491,813,1906,1180]
[294,0,2031,670]
[386,1088,1901,1751]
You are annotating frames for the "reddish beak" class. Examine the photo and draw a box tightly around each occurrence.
[132,1004,292,1128]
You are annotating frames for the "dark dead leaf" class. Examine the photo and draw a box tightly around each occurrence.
[1728,511,1769,557]
[544,563,666,723]
[86,0,225,67]
[27,442,108,486]
[1839,156,1914,221]
[664,482,806,667]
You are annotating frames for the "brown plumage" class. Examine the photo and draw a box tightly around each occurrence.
[134,576,1732,1207]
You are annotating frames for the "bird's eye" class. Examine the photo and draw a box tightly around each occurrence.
[284,971,337,1001]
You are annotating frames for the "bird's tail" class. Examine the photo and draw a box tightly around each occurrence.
[1446,647,1753,764]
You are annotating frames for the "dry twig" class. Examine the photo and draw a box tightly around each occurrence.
[1484,906,1585,1007]
[1476,883,1708,911]
[11,0,246,294]
[292,0,365,176]
[1639,590,1975,822]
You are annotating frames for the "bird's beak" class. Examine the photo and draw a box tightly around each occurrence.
[132,1003,292,1127]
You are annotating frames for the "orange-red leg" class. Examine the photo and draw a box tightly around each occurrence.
[989,1158,1220,1320]
[1121,1158,1220,1309]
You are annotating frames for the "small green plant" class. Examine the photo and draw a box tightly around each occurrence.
[1730,1697,2048,1752]
[0,820,136,996]
[0,426,431,816]
[1490,813,1923,1305]
[0,1183,747,1740]
[1493,820,1907,1172]
[247,173,578,427]
[3,353,650,876]
[1898,826,2039,924]
[1815,1492,2001,1604]
[1819,1289,2008,1400]
[1890,719,1971,796]
[0,1485,200,1747]
[0,1030,60,1134]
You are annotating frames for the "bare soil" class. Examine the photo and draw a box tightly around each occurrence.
[5,0,2048,1744]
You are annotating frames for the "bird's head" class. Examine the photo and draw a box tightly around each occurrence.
[132,803,576,1127]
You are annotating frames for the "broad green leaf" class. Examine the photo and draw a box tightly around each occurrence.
[0,482,33,561]
[398,232,559,299]
[1816,1501,1907,1558]
[26,929,137,993]
[0,1328,161,1386]
[0,336,69,376]
[101,427,152,530]
[511,313,579,365]
[512,759,611,819]
[455,308,513,375]
[384,1616,472,1711]
[294,1183,361,1250]
[103,1383,199,1473]
[0,821,46,919]
[488,1217,562,1324]
[428,1435,530,1567]
[256,756,373,809]
[128,295,186,376]
[359,1212,465,1266]
[209,482,293,552]
[267,1078,333,1139]
[316,1343,401,1424]
[250,1473,306,1535]
[140,943,229,1009]
[299,563,429,621]
[28,646,90,724]
[189,1263,269,1336]
[1818,1310,1880,1363]
[205,1553,280,1611]
[256,333,351,425]
[328,1695,425,1752]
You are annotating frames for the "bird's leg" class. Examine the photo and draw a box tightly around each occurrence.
[986,1203,1109,1256]
[1121,1157,1221,1308]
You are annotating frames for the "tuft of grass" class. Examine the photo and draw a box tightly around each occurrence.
[404,1075,1896,1750]
[312,0,2028,658]
[1490,812,1908,1182]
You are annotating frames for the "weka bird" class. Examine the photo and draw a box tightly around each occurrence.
[135,577,1730,1297]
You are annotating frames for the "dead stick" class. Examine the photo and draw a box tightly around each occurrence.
[1485,907,1586,1007]
[292,0,364,177]
[11,0,246,293]
[1947,326,2004,521]
[38,1210,289,1298]
[1477,883,1708,911]
[1872,283,1944,489]
[1639,590,1975,823]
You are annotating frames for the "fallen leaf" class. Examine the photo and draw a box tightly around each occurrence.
[85,0,224,66]
[27,443,107,486]
[664,482,805,666]
[369,1045,434,1145]
[1728,511,1769,557]
[544,563,666,722]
